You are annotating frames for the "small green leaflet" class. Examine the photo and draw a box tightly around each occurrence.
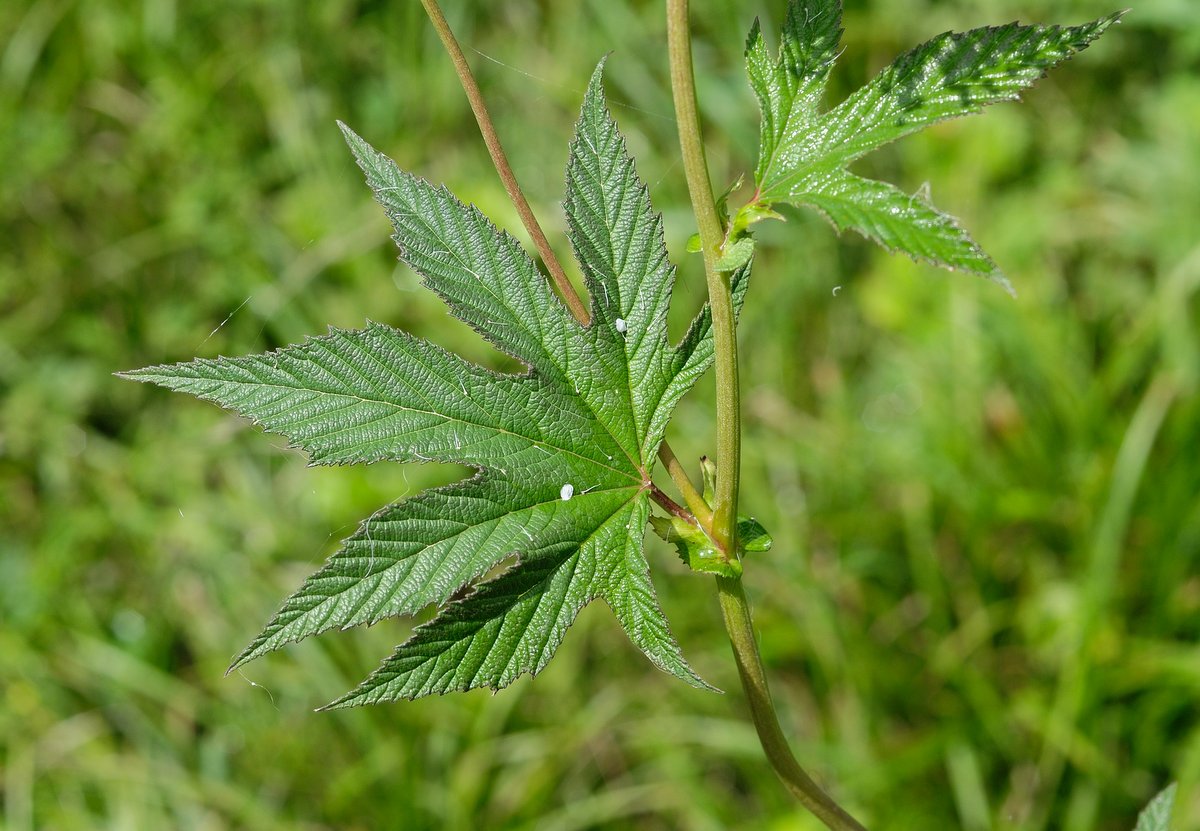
[649,456,772,577]
[744,0,1121,290]
[1134,784,1177,831]
[650,514,772,578]
[122,62,748,707]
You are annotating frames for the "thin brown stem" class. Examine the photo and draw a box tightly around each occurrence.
[422,0,705,514]
[648,483,693,524]
[419,0,591,326]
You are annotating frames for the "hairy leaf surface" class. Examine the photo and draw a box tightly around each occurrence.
[123,63,744,706]
[745,0,1120,287]
[1134,784,1177,831]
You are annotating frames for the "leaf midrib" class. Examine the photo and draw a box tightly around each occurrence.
[396,195,647,476]
[149,371,638,482]
[337,485,639,621]
[339,491,644,700]
[567,128,673,464]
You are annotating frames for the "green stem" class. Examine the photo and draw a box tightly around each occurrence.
[658,442,714,532]
[718,578,867,831]
[667,3,867,829]
[665,0,739,554]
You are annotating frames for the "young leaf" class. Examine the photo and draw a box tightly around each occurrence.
[1134,783,1177,831]
[744,0,1121,288]
[650,455,772,578]
[745,0,842,189]
[649,514,772,578]
[122,62,747,707]
[650,514,739,577]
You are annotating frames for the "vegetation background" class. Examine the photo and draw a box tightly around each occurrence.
[2,0,1197,828]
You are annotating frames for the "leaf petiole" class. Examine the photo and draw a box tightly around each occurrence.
[421,0,710,515]
[418,0,590,326]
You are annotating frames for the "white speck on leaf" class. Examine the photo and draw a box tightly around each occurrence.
[832,285,842,296]
[615,318,627,334]
[560,483,574,501]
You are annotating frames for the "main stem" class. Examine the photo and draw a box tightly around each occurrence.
[666,0,739,554]
[718,579,868,831]
[420,0,707,508]
[666,3,867,830]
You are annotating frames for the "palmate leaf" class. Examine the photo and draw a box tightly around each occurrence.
[745,0,1121,288]
[122,62,747,707]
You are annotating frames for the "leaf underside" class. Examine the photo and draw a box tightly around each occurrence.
[746,0,1121,289]
[123,61,749,707]
[1134,783,1177,831]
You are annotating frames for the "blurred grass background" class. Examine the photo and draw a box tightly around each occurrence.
[2,0,1198,828]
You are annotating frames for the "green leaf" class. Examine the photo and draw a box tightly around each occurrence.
[745,0,842,188]
[700,455,717,505]
[745,0,1121,286]
[650,515,741,578]
[649,456,772,579]
[716,236,755,271]
[649,514,773,578]
[1134,784,1177,831]
[796,171,1000,286]
[122,61,745,706]
[737,517,773,554]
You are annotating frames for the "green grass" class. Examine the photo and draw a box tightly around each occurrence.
[2,0,1197,828]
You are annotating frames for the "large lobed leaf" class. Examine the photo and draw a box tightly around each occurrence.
[745,0,1121,289]
[123,62,746,707]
